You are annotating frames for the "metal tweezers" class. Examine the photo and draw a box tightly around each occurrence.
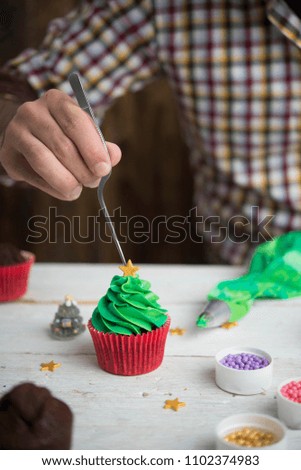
[69,72,126,265]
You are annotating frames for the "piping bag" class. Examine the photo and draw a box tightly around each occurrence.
[197,231,301,328]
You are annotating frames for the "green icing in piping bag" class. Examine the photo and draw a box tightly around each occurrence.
[197,231,301,328]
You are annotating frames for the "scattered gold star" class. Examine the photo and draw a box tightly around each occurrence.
[119,259,139,277]
[220,321,238,329]
[40,360,61,372]
[170,327,187,336]
[164,398,186,411]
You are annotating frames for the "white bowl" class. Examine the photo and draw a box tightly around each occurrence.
[216,413,288,450]
[215,346,273,395]
[277,377,301,429]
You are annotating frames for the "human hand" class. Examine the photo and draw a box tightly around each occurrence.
[0,89,121,200]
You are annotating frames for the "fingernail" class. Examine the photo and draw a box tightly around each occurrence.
[69,186,82,199]
[85,179,101,188]
[93,161,111,177]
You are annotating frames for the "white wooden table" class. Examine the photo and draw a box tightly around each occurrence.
[1,263,301,450]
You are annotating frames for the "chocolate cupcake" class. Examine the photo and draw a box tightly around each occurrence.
[0,243,25,266]
[0,243,35,301]
[0,383,73,449]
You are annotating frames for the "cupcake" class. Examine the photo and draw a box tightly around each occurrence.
[0,243,35,302]
[88,260,170,375]
[0,382,73,449]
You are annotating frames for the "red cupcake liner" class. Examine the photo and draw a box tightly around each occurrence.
[0,251,35,302]
[88,316,170,376]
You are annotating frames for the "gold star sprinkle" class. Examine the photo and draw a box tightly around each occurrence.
[119,259,139,277]
[40,360,61,372]
[220,321,238,329]
[170,327,187,336]
[164,398,186,411]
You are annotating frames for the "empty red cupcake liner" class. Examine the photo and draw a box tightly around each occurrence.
[0,251,35,302]
[88,316,170,376]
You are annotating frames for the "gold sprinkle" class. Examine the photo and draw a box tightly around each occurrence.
[119,260,139,277]
[40,360,61,372]
[170,327,186,336]
[164,398,186,412]
[220,321,238,329]
[224,427,276,447]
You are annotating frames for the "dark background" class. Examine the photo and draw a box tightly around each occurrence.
[0,0,205,264]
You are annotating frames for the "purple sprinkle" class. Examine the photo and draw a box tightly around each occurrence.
[220,353,270,370]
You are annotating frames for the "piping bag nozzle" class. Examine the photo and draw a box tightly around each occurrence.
[197,300,231,328]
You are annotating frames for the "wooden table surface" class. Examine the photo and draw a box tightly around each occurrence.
[1,263,301,450]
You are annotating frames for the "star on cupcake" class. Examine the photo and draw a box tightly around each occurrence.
[119,259,139,277]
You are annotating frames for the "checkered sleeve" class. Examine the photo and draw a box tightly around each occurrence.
[4,0,160,112]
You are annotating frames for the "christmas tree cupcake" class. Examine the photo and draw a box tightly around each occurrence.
[88,260,170,375]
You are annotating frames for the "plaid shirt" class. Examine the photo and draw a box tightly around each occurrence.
[5,0,301,264]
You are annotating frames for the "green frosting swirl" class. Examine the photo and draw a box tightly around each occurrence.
[92,275,168,335]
